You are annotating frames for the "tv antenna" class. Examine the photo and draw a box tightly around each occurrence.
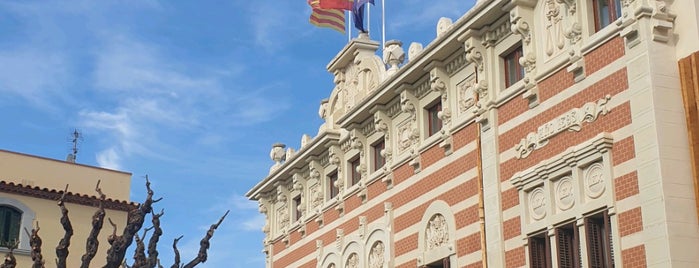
[66,129,83,163]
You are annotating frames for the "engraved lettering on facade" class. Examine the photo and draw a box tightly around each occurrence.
[515,95,611,159]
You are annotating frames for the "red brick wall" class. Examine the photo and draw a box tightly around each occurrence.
[504,247,526,268]
[457,233,482,255]
[618,207,643,237]
[585,37,625,76]
[614,171,640,201]
[501,187,519,210]
[621,245,648,268]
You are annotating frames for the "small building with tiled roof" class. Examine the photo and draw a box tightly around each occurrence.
[0,149,137,267]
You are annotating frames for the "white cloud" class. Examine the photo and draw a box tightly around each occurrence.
[96,147,122,170]
[0,48,69,109]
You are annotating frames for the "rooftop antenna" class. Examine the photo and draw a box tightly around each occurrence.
[66,129,83,163]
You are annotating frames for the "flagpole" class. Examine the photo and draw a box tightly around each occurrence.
[367,3,371,36]
[348,10,352,42]
[381,0,385,49]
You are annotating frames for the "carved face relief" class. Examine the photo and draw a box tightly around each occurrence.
[369,241,385,268]
[425,214,449,250]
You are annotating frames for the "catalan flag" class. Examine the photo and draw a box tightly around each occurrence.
[309,0,346,34]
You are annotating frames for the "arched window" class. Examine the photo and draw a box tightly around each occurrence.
[0,206,21,246]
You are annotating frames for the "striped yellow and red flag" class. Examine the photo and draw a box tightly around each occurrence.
[308,0,346,34]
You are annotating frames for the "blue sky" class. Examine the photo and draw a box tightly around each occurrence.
[0,1,474,267]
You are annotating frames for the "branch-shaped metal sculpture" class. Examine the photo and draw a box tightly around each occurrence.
[81,180,107,268]
[170,236,183,268]
[182,210,229,268]
[56,184,73,268]
[24,221,44,268]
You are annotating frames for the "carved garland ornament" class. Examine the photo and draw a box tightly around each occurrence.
[425,214,449,250]
[515,95,611,159]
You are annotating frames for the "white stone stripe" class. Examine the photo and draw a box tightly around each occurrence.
[394,193,479,241]
[498,57,628,134]
[499,88,634,164]
[394,249,419,267]
[272,141,477,261]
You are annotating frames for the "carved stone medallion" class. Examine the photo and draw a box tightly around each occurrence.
[584,162,606,198]
[555,176,575,210]
[529,187,547,220]
[425,214,449,250]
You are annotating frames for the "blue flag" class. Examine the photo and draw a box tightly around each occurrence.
[352,0,375,33]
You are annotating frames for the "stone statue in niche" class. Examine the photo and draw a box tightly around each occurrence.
[425,214,449,250]
[346,253,359,268]
[369,241,385,268]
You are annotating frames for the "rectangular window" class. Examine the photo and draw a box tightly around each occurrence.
[372,140,386,172]
[328,171,338,199]
[529,233,551,268]
[593,0,622,32]
[293,195,302,221]
[586,211,614,268]
[427,101,442,136]
[350,157,361,186]
[556,223,581,268]
[504,45,525,88]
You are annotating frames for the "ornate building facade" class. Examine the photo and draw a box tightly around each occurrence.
[0,149,135,266]
[247,0,699,267]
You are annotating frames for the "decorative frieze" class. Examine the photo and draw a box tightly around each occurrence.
[483,18,512,48]
[515,95,611,159]
[445,52,468,76]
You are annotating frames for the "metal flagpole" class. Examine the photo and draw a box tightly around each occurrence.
[381,0,385,49]
[367,3,371,35]
[348,10,352,41]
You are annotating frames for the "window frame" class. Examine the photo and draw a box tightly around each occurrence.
[503,45,525,88]
[372,139,386,172]
[585,211,614,268]
[426,101,443,137]
[349,157,361,186]
[528,232,552,268]
[0,206,21,247]
[555,222,581,268]
[292,195,302,222]
[592,0,622,32]
[327,171,339,200]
